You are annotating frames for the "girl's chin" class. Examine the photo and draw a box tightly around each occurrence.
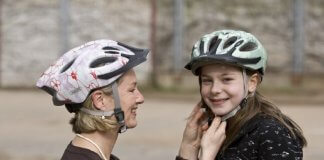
[211,108,232,116]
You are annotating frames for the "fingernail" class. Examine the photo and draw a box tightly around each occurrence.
[200,108,206,113]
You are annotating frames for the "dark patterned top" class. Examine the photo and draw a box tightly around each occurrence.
[61,142,119,160]
[216,114,303,160]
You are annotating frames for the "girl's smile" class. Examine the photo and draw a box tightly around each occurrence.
[208,97,230,106]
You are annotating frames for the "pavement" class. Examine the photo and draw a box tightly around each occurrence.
[0,89,323,160]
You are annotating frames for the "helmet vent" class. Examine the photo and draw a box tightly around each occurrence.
[208,36,221,54]
[60,59,76,73]
[105,50,120,54]
[90,57,117,68]
[223,36,237,49]
[199,40,205,54]
[239,42,257,51]
[102,46,120,54]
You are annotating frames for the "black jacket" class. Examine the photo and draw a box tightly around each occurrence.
[216,114,303,160]
[61,142,119,160]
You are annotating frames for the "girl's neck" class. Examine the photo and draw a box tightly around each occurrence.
[72,130,119,159]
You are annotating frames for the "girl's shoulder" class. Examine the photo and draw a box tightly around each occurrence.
[238,114,283,135]
[254,114,293,134]
[252,115,303,158]
[245,114,292,138]
[231,114,303,159]
[237,113,302,147]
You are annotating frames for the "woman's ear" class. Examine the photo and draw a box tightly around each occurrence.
[248,73,260,93]
[91,90,106,110]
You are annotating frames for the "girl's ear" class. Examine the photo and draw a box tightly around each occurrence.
[91,90,106,110]
[248,73,260,93]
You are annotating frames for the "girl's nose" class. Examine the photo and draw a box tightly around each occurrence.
[210,83,222,95]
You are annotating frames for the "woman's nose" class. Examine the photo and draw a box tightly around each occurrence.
[136,89,145,104]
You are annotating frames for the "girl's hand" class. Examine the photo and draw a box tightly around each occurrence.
[178,102,208,160]
[200,117,227,160]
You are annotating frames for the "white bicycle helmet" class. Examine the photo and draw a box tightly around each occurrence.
[185,30,267,76]
[36,39,149,133]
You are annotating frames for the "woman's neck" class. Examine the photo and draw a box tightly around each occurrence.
[72,130,119,159]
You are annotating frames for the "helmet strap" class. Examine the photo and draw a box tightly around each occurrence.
[79,108,114,119]
[112,82,127,133]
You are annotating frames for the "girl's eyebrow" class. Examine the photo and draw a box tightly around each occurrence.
[201,72,236,77]
[200,74,211,78]
[221,73,233,76]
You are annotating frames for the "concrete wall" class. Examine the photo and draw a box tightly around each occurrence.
[1,0,323,87]
[154,0,324,75]
[1,0,151,87]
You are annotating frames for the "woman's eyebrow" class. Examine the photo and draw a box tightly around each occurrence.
[131,81,137,87]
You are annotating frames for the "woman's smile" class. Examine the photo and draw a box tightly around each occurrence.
[130,107,138,116]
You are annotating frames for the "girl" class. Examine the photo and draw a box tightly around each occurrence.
[178,30,307,160]
[36,39,149,160]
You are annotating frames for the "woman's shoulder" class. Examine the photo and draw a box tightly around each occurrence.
[61,142,120,160]
[61,142,102,160]
[110,154,120,160]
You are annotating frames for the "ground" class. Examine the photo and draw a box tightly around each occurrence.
[0,89,323,160]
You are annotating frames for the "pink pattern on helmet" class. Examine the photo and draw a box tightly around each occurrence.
[36,39,137,105]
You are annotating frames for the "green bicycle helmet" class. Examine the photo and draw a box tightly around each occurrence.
[185,30,267,76]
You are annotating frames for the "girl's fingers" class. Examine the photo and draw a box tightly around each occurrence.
[216,121,227,135]
[201,122,209,131]
[190,108,204,125]
[189,101,202,117]
[189,102,204,123]
[208,117,221,131]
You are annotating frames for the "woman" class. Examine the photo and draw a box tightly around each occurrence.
[177,30,307,160]
[37,39,148,160]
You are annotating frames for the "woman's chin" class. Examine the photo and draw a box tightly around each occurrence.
[126,121,137,129]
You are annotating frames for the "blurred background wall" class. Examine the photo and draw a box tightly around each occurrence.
[0,0,323,90]
[0,1,323,160]
[0,0,151,87]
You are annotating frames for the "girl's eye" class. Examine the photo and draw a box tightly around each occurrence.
[223,78,233,82]
[201,79,212,84]
[129,88,136,93]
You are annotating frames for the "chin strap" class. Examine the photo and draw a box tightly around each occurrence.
[221,69,249,121]
[221,106,241,121]
[80,108,114,119]
[112,82,127,133]
[79,82,127,133]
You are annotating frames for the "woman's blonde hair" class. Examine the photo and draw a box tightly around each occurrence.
[69,85,118,134]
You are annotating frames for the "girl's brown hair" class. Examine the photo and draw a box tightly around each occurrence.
[199,69,307,152]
